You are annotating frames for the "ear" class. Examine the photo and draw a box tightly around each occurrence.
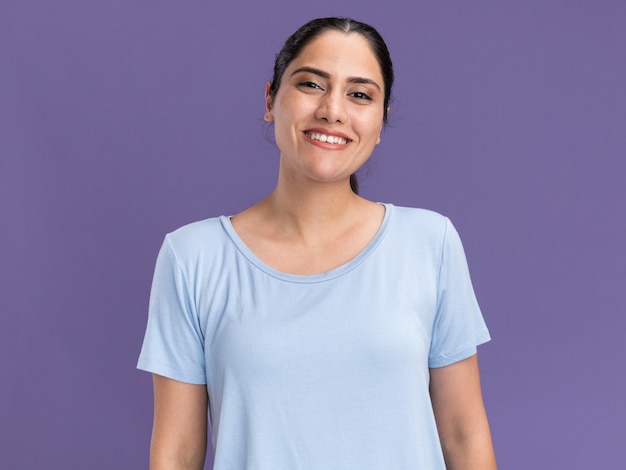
[264,82,274,122]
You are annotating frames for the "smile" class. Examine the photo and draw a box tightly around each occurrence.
[304,132,349,145]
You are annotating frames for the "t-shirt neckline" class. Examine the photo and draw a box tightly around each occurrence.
[219,203,393,284]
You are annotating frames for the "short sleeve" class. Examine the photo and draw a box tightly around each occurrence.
[428,218,491,368]
[137,236,207,384]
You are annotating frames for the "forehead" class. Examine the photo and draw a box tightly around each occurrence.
[288,31,383,82]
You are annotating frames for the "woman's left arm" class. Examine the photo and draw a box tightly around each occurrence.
[430,354,497,469]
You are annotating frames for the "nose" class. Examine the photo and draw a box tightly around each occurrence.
[314,90,347,123]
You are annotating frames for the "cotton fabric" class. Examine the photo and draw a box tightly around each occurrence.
[138,204,490,469]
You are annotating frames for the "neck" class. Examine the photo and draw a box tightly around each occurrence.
[261,174,365,241]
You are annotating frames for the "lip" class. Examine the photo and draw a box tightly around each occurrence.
[304,128,352,142]
[303,128,352,149]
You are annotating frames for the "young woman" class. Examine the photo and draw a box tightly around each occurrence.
[138,17,496,470]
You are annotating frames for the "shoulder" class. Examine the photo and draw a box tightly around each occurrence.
[162,216,231,262]
[386,204,451,240]
[167,216,225,241]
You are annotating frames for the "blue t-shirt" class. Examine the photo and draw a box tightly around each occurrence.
[138,204,490,469]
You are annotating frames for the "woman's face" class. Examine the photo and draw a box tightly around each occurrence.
[266,30,386,189]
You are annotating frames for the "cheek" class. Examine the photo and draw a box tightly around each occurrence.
[272,100,315,142]
[271,111,300,153]
[357,117,384,144]
[272,110,297,140]
[274,90,319,121]
[271,101,296,132]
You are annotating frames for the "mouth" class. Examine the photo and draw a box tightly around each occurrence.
[304,131,350,146]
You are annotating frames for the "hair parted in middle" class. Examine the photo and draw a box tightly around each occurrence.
[267,17,394,194]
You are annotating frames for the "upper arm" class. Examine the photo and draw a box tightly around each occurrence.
[150,374,209,470]
[429,354,486,433]
[430,354,496,469]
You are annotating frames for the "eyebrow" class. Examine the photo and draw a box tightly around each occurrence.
[290,66,382,92]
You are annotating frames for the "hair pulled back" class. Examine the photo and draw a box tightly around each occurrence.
[269,18,394,194]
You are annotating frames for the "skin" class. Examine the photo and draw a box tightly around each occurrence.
[150,375,208,470]
[430,355,497,469]
[149,30,496,469]
[233,31,387,275]
[266,31,385,197]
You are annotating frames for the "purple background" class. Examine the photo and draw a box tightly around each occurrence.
[1,1,625,468]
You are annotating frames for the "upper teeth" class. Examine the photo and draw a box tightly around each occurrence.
[306,132,348,145]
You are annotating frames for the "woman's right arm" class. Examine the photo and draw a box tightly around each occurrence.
[150,374,209,470]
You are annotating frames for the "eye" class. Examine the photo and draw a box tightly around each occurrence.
[350,91,372,101]
[297,81,323,90]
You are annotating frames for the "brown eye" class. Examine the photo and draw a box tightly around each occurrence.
[297,81,322,90]
[350,91,372,101]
